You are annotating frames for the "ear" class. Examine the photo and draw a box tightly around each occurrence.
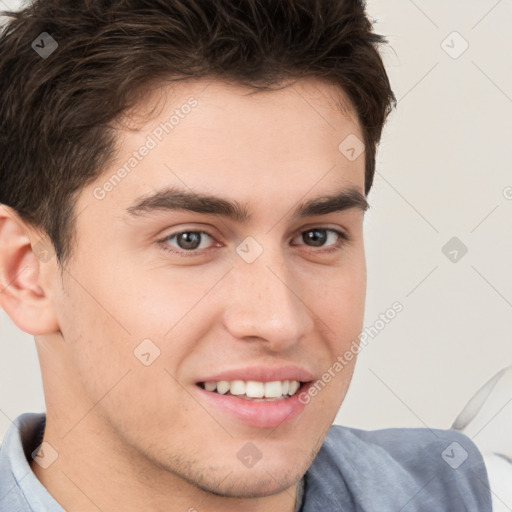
[0,205,60,335]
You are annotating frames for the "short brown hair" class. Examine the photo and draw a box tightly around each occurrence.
[0,0,395,265]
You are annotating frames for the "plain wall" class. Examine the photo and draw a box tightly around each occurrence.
[1,0,511,441]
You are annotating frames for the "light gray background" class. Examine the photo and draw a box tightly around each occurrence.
[1,0,511,441]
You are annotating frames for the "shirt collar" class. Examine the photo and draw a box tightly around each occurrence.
[1,412,306,511]
[0,412,65,511]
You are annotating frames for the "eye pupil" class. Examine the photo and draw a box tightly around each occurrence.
[178,232,201,250]
[305,229,327,247]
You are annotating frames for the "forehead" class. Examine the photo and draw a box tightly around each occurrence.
[79,77,365,221]
[123,76,360,132]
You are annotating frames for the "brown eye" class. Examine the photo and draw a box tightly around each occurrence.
[161,231,215,253]
[302,229,328,247]
[175,232,202,250]
[293,228,348,249]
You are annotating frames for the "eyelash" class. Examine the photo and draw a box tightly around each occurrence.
[157,228,350,257]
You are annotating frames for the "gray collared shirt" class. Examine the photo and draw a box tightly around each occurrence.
[1,412,492,511]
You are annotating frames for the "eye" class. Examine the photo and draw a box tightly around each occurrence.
[157,227,350,257]
[158,230,217,254]
[292,228,349,251]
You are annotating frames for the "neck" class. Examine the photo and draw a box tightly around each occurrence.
[30,410,300,512]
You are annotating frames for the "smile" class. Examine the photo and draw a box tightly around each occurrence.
[198,379,302,400]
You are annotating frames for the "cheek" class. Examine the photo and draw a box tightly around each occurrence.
[108,258,229,339]
[53,278,192,437]
[57,290,131,395]
[55,259,219,398]
[53,262,146,406]
[310,258,366,337]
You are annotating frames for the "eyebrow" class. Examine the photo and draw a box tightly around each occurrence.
[126,185,369,222]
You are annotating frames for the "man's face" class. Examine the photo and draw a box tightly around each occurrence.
[43,78,367,497]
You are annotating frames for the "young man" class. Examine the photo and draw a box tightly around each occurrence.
[0,0,502,510]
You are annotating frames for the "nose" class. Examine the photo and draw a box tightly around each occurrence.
[221,245,314,351]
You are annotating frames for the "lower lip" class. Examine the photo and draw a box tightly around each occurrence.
[195,383,312,429]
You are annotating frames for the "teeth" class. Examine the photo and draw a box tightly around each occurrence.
[204,381,217,392]
[264,381,283,398]
[288,380,300,395]
[246,381,265,398]
[230,380,246,395]
[201,379,302,398]
[216,381,230,394]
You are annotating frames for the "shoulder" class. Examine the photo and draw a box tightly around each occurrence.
[301,425,492,512]
[324,423,481,472]
[0,412,53,512]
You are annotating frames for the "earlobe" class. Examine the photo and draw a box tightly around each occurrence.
[0,205,60,335]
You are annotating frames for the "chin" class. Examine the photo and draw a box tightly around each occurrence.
[184,424,326,498]
[196,465,302,499]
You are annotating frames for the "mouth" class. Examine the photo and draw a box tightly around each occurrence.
[194,376,314,429]
[197,379,305,401]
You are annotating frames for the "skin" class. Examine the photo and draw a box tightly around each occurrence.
[0,77,367,512]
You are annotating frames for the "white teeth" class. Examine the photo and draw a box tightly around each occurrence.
[204,381,217,392]
[246,381,265,398]
[264,381,283,398]
[216,381,230,394]
[201,379,302,398]
[230,380,246,395]
[288,380,300,395]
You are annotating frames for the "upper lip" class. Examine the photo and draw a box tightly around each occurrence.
[197,365,315,384]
